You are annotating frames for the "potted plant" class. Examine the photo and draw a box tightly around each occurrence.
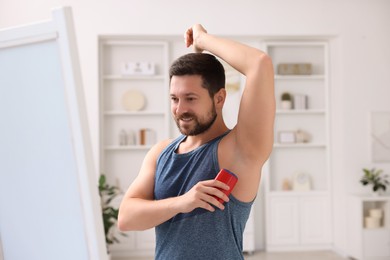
[98,174,126,253]
[360,168,389,195]
[280,92,293,109]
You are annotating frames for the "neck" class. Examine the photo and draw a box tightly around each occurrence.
[180,119,229,151]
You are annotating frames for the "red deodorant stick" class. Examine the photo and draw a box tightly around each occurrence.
[214,169,238,203]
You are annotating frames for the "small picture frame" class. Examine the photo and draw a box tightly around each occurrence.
[370,111,390,162]
[278,131,296,144]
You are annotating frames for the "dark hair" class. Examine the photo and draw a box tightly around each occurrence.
[169,53,225,97]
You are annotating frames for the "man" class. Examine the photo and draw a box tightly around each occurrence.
[118,24,275,259]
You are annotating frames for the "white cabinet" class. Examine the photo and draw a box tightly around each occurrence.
[267,195,331,250]
[243,208,255,253]
[347,195,390,260]
[268,197,300,246]
[263,40,332,250]
[363,230,390,259]
[300,196,332,244]
[98,37,171,257]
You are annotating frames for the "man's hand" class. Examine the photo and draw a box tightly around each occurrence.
[184,24,207,53]
[175,179,230,213]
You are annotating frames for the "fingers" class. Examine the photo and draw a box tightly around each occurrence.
[202,179,230,194]
[184,27,193,48]
[193,194,223,212]
[179,179,231,214]
[194,180,230,210]
[198,198,218,212]
[184,24,207,51]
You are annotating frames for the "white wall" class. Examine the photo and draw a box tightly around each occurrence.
[1,0,390,255]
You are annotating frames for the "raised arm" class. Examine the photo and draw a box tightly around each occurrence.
[185,24,275,164]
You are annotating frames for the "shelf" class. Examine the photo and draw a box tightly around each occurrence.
[350,194,390,201]
[363,227,390,231]
[276,109,326,115]
[268,191,329,197]
[102,40,168,46]
[103,74,165,80]
[104,145,152,151]
[273,143,326,148]
[104,111,166,116]
[275,75,325,80]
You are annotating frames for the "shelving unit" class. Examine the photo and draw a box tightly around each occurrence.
[347,195,390,260]
[98,37,170,257]
[264,41,332,250]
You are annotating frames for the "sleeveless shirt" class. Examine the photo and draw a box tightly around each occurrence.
[154,132,253,260]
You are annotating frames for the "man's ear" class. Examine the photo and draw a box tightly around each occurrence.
[215,88,226,105]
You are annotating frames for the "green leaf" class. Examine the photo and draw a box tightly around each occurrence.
[98,174,125,246]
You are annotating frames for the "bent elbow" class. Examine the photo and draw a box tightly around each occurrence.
[117,211,149,232]
[246,52,273,77]
[257,53,273,70]
[117,206,137,232]
[117,212,129,232]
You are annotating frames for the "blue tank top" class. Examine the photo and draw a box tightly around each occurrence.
[154,132,253,260]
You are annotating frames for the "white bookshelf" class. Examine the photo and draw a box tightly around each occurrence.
[264,40,332,251]
[98,37,171,257]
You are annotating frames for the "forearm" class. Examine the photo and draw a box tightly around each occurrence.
[195,31,268,76]
[187,24,275,162]
[118,196,180,231]
[118,178,230,231]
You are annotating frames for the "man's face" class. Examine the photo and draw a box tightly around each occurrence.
[170,75,217,136]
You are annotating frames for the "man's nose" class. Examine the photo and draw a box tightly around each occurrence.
[175,100,188,115]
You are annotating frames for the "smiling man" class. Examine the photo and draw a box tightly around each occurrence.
[118,24,275,260]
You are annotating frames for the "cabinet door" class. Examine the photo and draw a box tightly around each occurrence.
[110,231,136,253]
[300,196,332,244]
[243,208,255,252]
[268,197,299,245]
[136,229,156,250]
[363,229,390,258]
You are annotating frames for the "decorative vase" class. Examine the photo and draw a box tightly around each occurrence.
[369,208,383,218]
[281,100,292,110]
[365,216,381,228]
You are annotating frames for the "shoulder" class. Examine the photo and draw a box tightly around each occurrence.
[139,138,174,172]
[148,138,173,158]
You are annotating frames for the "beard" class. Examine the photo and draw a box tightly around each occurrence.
[175,105,217,136]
